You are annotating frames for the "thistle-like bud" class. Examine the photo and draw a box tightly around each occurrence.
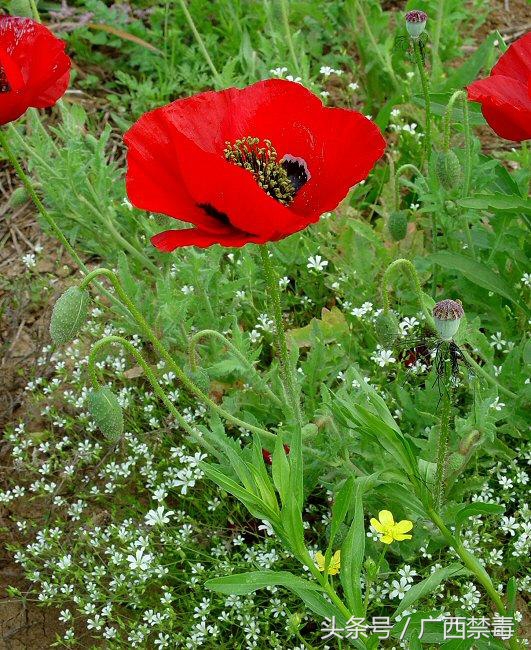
[184,365,210,394]
[436,151,461,190]
[433,299,464,340]
[9,186,30,208]
[405,10,428,39]
[364,557,379,581]
[374,311,399,347]
[87,387,124,440]
[388,210,408,241]
[49,286,90,345]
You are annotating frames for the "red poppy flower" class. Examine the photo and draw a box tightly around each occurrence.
[0,16,71,126]
[124,79,385,250]
[467,32,531,142]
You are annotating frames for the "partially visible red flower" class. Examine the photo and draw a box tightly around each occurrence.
[262,444,290,465]
[467,32,531,142]
[0,16,71,126]
[124,79,385,250]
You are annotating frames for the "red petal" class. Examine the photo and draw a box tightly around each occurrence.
[0,17,70,125]
[468,75,531,142]
[151,228,262,251]
[491,32,531,84]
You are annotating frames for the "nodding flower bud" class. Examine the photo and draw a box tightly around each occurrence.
[87,387,124,440]
[405,10,428,39]
[436,150,462,190]
[9,186,30,208]
[374,310,400,347]
[49,286,90,345]
[388,210,408,241]
[433,298,464,340]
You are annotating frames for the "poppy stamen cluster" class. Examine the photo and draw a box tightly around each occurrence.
[0,65,11,93]
[224,136,309,206]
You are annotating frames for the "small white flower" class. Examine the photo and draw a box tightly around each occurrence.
[490,332,506,350]
[389,577,412,600]
[348,81,359,91]
[145,506,174,526]
[371,345,396,367]
[307,255,329,272]
[270,66,287,77]
[521,272,531,287]
[22,253,37,269]
[490,397,505,411]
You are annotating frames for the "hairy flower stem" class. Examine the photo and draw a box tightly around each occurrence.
[177,0,222,87]
[29,0,41,21]
[443,90,476,256]
[0,129,87,273]
[381,258,433,324]
[79,268,278,443]
[461,350,517,400]
[413,39,432,168]
[394,163,429,210]
[189,329,283,408]
[259,245,302,431]
[428,507,519,650]
[88,336,219,456]
[435,356,452,511]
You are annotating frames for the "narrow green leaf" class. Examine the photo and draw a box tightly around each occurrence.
[329,477,355,547]
[395,563,465,616]
[458,194,531,213]
[454,502,504,533]
[340,487,365,615]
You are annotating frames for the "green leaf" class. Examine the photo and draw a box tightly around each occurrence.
[429,252,522,307]
[394,563,465,617]
[454,502,505,533]
[458,194,531,213]
[340,486,365,615]
[205,570,322,595]
[413,93,486,125]
[329,476,354,548]
[439,32,499,92]
[271,432,290,506]
[506,576,516,615]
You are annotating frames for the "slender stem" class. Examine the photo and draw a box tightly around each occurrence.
[189,329,283,407]
[280,0,300,76]
[394,163,429,210]
[79,268,279,443]
[461,350,517,400]
[435,355,452,511]
[0,129,87,273]
[432,0,445,79]
[354,0,398,88]
[259,245,302,429]
[177,0,222,86]
[28,0,41,22]
[428,508,519,649]
[461,95,472,199]
[413,39,432,167]
[381,258,433,325]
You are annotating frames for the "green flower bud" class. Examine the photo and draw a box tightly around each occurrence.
[374,311,399,347]
[387,210,408,241]
[49,286,90,345]
[458,430,481,455]
[183,365,210,394]
[87,387,124,440]
[9,186,30,208]
[436,150,461,190]
[287,612,303,634]
[444,200,458,216]
[364,557,379,581]
[433,298,464,341]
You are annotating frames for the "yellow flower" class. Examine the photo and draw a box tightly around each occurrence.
[315,550,341,575]
[370,510,413,544]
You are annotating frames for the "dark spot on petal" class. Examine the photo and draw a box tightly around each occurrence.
[0,65,11,93]
[198,203,230,226]
[280,155,311,194]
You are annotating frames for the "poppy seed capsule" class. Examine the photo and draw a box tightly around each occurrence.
[433,299,464,340]
[87,387,124,440]
[388,210,408,241]
[374,311,399,347]
[49,286,90,345]
[436,151,461,190]
[405,10,428,39]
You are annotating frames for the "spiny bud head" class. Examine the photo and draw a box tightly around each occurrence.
[388,210,408,241]
[405,10,428,39]
[433,299,464,340]
[436,151,462,190]
[374,310,400,348]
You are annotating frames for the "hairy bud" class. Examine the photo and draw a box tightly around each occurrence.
[436,151,461,190]
[433,298,464,340]
[374,311,399,348]
[458,430,482,456]
[49,286,90,345]
[9,186,30,208]
[388,210,408,241]
[87,387,124,440]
